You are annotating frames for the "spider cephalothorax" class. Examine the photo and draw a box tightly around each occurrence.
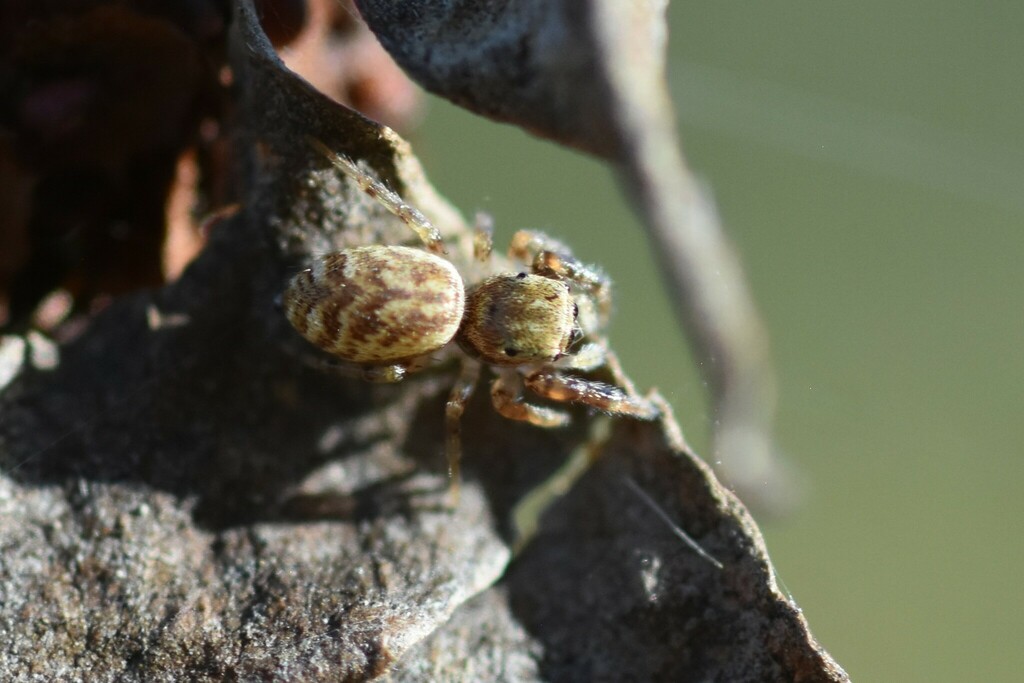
[458,272,579,366]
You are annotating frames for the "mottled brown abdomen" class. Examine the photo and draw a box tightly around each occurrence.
[284,246,465,364]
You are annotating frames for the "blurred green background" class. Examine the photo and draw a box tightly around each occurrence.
[413,2,1023,681]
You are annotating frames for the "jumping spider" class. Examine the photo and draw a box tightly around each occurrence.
[284,139,659,496]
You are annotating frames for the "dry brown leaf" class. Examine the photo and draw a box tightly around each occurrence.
[0,1,847,680]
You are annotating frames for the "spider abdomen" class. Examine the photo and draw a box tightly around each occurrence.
[284,245,465,364]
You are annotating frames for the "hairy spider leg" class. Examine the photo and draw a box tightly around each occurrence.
[445,358,481,502]
[595,346,650,399]
[490,369,572,427]
[523,370,660,420]
[473,212,494,263]
[307,136,446,254]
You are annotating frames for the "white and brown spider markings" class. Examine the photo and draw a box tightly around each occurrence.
[283,139,660,497]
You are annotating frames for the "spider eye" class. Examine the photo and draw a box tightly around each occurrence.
[516,272,527,279]
[504,347,519,357]
[572,303,579,318]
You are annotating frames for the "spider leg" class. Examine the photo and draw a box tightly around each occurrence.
[594,346,642,397]
[491,369,572,428]
[445,358,481,501]
[508,229,573,263]
[552,345,652,413]
[524,369,660,420]
[473,212,494,263]
[308,136,446,254]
